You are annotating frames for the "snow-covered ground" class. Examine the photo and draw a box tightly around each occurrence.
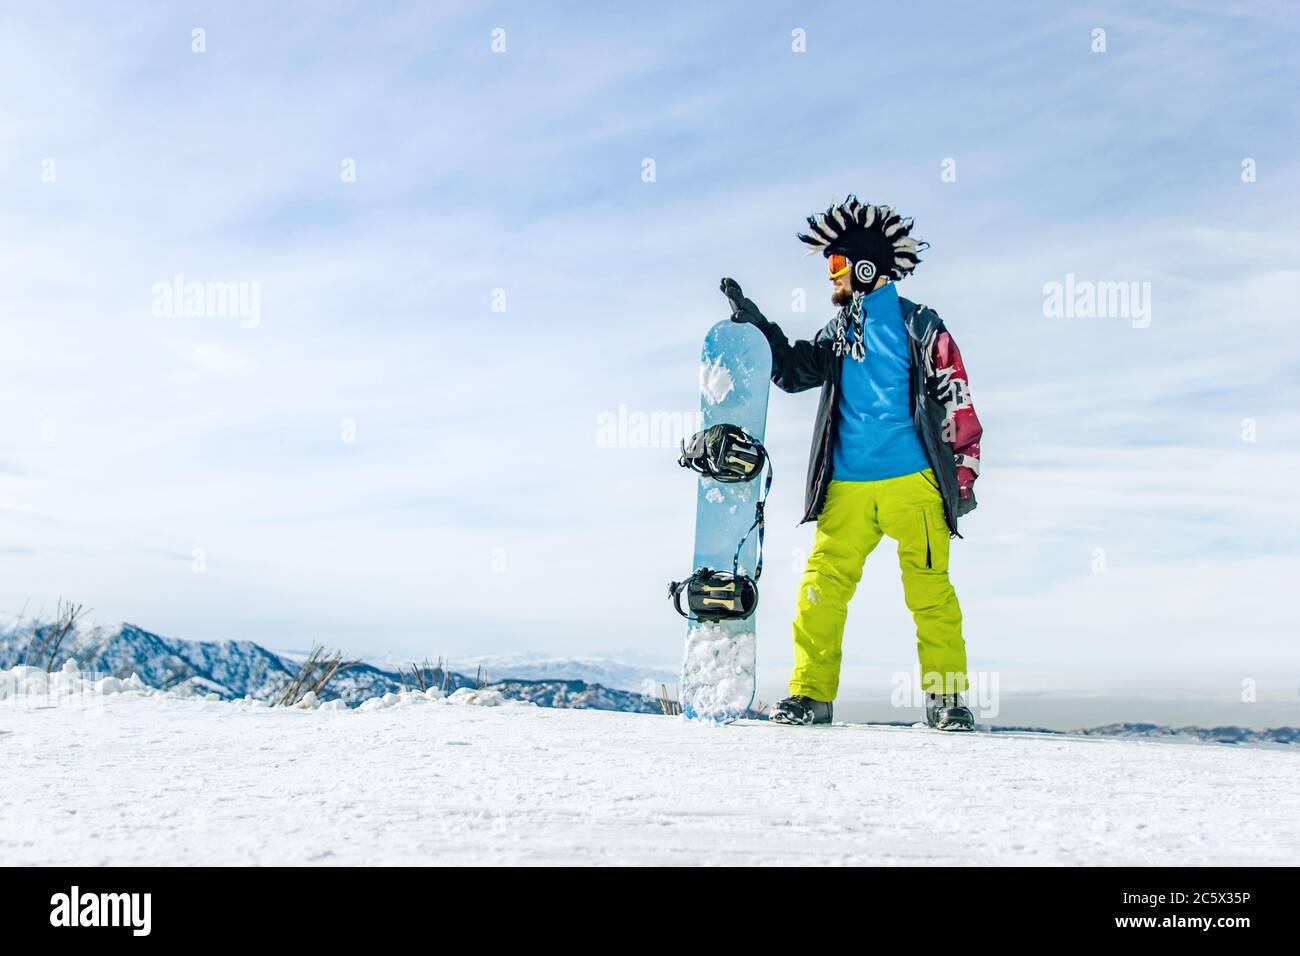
[3,669,1298,866]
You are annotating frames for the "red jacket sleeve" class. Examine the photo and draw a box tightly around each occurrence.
[928,331,982,497]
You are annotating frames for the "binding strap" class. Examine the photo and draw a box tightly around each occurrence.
[730,453,773,581]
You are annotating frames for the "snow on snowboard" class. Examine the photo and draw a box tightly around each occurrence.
[670,319,772,723]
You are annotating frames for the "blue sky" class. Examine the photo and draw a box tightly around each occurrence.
[2,2,1297,693]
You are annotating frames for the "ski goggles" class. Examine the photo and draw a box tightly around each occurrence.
[828,254,852,279]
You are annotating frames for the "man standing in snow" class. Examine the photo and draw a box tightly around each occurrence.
[721,196,983,731]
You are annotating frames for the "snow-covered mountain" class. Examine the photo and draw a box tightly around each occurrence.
[0,619,418,703]
[490,678,660,712]
[0,618,292,699]
[0,618,660,712]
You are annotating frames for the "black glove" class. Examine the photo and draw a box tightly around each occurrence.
[719,277,768,327]
[956,466,977,518]
[956,488,978,518]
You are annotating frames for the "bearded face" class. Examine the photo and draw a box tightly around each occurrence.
[831,284,853,307]
[831,267,883,306]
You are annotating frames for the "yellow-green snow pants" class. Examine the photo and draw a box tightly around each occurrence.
[789,469,967,701]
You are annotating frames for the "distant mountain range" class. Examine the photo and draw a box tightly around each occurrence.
[1071,722,1300,746]
[0,619,663,714]
[367,650,678,695]
[877,721,1300,746]
[0,617,1294,743]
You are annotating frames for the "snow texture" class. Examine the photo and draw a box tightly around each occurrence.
[3,664,1299,865]
[680,623,756,720]
[699,356,735,405]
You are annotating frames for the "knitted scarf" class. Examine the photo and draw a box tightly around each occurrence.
[829,291,866,362]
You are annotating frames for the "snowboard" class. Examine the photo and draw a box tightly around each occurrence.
[679,319,772,723]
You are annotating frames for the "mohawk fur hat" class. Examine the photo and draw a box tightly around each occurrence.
[797,195,928,286]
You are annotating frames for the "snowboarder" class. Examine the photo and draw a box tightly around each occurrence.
[721,196,983,731]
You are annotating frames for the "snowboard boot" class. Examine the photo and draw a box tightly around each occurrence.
[769,694,833,726]
[925,693,975,732]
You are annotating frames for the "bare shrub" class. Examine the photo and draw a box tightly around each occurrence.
[399,657,454,693]
[24,599,89,672]
[658,682,682,717]
[275,646,361,707]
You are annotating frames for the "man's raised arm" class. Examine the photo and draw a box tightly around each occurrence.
[719,277,829,394]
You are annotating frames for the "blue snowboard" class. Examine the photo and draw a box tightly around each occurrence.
[679,320,772,723]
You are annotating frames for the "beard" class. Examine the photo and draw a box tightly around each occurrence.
[831,287,853,307]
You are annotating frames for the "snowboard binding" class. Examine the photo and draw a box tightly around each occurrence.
[678,424,767,483]
[669,422,772,623]
[668,568,758,622]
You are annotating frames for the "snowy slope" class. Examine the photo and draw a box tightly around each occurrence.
[3,670,1298,866]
